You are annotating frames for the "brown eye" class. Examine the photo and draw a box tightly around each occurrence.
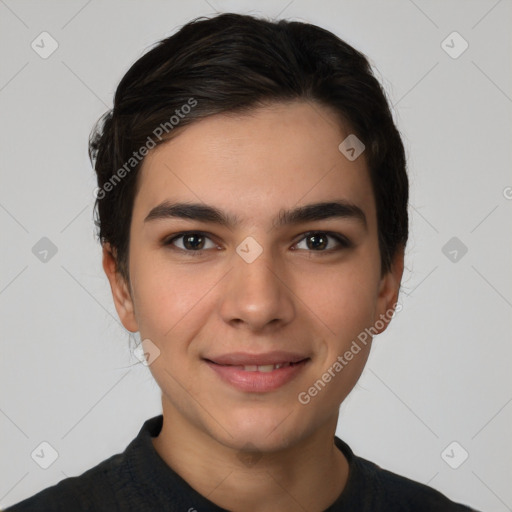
[294,232,351,252]
[182,234,206,250]
[164,232,217,253]
[305,233,328,250]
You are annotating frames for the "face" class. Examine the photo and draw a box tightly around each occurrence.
[104,101,403,453]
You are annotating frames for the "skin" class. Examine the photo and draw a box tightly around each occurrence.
[103,101,404,512]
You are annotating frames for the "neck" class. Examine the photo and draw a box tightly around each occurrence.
[151,397,349,512]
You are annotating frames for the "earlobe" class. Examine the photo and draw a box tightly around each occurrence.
[374,247,405,335]
[102,244,139,333]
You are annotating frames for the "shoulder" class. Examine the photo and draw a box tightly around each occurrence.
[4,416,165,512]
[4,451,129,512]
[364,459,475,511]
[335,437,478,511]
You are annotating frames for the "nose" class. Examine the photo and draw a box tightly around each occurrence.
[219,246,296,332]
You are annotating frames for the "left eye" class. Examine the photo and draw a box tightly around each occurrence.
[294,232,350,252]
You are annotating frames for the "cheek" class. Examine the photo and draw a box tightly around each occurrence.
[304,259,380,343]
[129,254,217,344]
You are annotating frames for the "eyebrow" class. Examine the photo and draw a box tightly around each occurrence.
[144,200,367,229]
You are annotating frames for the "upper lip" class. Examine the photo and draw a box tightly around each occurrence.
[204,351,310,366]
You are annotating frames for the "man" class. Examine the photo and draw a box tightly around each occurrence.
[6,12,478,511]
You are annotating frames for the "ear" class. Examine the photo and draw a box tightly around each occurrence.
[102,243,139,333]
[373,246,405,335]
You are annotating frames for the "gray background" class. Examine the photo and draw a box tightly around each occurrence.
[1,0,511,510]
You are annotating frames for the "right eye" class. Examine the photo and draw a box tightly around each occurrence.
[163,232,219,254]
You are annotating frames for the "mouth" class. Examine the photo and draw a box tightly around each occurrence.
[203,353,311,392]
[204,360,308,372]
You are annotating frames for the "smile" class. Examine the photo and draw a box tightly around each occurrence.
[213,361,301,372]
[204,358,310,392]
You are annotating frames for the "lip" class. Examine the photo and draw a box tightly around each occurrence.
[204,353,310,393]
[205,351,309,366]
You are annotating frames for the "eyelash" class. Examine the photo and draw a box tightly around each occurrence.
[162,231,352,256]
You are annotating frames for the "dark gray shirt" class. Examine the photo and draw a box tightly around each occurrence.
[5,415,479,511]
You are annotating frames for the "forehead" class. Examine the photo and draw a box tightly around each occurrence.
[134,101,375,226]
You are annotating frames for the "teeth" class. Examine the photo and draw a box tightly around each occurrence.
[257,364,275,373]
[241,363,291,372]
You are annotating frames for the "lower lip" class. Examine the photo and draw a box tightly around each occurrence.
[205,360,309,393]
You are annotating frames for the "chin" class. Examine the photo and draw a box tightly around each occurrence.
[212,406,308,453]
